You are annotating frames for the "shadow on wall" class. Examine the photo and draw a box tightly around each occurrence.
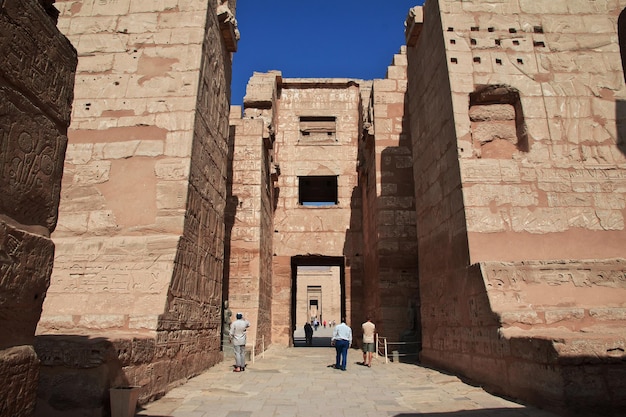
[223,124,238,308]
[617,99,626,157]
[35,335,130,416]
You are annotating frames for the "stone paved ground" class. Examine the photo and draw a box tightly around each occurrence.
[138,330,561,417]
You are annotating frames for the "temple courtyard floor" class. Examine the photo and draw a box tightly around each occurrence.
[138,329,560,417]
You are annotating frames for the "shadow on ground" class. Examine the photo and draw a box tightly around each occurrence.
[137,408,548,417]
[293,335,332,347]
[394,411,551,417]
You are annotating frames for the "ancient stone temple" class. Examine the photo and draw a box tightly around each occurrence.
[227,65,419,351]
[9,0,624,416]
[0,1,77,416]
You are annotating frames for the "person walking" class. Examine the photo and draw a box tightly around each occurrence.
[304,321,313,346]
[361,316,376,367]
[229,312,250,372]
[331,317,352,371]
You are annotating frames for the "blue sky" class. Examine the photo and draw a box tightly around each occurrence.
[230,1,425,105]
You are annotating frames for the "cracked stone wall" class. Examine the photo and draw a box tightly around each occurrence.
[0,1,77,416]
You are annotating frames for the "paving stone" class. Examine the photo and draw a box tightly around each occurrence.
[138,345,560,417]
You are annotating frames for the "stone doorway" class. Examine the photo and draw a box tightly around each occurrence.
[290,256,345,347]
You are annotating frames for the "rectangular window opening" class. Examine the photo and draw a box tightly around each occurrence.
[299,176,338,206]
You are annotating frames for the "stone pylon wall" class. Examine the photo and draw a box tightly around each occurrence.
[267,78,364,344]
[0,1,77,416]
[227,100,275,353]
[406,1,626,415]
[34,0,237,414]
[363,48,420,344]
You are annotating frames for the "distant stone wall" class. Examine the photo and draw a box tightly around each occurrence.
[35,0,236,414]
[0,1,76,416]
[269,78,363,343]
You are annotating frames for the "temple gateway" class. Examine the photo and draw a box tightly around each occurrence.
[1,1,626,416]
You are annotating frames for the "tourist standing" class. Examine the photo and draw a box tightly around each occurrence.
[229,312,250,372]
[304,321,313,346]
[361,317,375,367]
[331,317,352,371]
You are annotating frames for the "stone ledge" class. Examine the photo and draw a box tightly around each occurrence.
[500,326,626,364]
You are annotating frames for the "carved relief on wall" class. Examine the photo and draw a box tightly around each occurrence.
[0,221,54,346]
[0,96,67,230]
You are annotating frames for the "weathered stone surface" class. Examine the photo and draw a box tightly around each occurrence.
[0,1,77,416]
[0,222,54,348]
[0,88,68,231]
[408,1,626,416]
[18,1,626,417]
[36,1,235,414]
[0,346,39,417]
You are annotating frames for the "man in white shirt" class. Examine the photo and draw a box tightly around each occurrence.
[331,317,352,371]
[229,312,250,372]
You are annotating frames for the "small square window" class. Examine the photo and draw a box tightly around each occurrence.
[299,116,336,143]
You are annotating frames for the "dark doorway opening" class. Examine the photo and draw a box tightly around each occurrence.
[291,255,345,347]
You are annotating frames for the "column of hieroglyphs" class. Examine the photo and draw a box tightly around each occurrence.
[0,1,77,416]
[369,48,420,343]
[35,0,238,412]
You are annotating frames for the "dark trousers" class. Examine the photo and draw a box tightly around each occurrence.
[334,339,349,370]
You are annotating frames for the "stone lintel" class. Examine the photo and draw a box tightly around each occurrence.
[405,6,424,47]
[217,4,239,52]
[281,78,361,90]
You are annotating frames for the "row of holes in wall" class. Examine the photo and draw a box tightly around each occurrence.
[451,57,525,65]
[448,25,545,66]
[448,26,544,33]
[450,38,545,48]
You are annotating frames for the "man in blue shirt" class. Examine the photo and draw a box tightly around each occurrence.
[331,317,352,371]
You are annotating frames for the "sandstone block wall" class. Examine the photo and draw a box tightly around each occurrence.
[445,0,626,262]
[0,1,77,416]
[365,49,420,343]
[227,99,275,352]
[406,1,626,415]
[35,0,236,413]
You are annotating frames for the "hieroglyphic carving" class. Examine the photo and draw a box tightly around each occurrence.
[482,260,626,290]
[49,262,169,294]
[0,0,76,123]
[0,221,54,345]
[0,90,67,230]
